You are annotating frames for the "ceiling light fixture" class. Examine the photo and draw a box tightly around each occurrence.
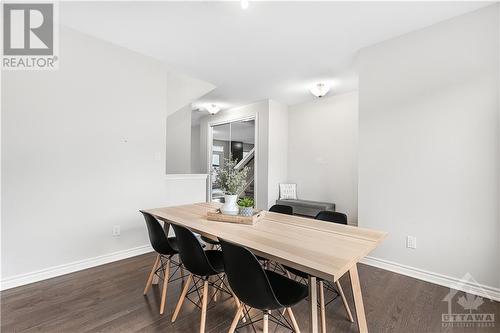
[205,104,221,115]
[241,0,249,10]
[310,83,330,98]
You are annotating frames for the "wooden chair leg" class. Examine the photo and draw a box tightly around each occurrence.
[336,280,354,322]
[160,259,171,315]
[286,307,300,333]
[152,256,161,285]
[263,310,269,333]
[200,279,209,333]
[143,254,160,295]
[172,274,192,322]
[319,281,326,333]
[228,304,244,333]
[227,282,247,323]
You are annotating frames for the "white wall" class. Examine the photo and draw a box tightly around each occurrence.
[165,175,207,207]
[191,124,202,174]
[165,72,215,174]
[166,105,192,174]
[268,100,289,208]
[288,92,359,223]
[358,5,499,290]
[1,27,207,285]
[166,72,215,118]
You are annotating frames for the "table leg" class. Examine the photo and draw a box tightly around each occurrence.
[309,276,319,333]
[349,264,368,333]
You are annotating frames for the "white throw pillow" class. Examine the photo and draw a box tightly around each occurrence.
[279,183,297,200]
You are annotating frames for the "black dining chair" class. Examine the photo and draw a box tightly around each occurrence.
[140,211,184,315]
[259,205,294,271]
[200,235,221,249]
[269,204,293,215]
[220,239,307,333]
[170,224,241,333]
[284,210,354,332]
[315,211,348,224]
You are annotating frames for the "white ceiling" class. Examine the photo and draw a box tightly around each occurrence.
[61,1,491,108]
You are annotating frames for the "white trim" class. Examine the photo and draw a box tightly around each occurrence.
[165,173,208,180]
[361,256,500,302]
[253,112,259,208]
[207,125,214,202]
[0,245,153,291]
[207,115,256,127]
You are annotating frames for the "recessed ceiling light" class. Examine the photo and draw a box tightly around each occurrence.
[310,83,330,98]
[241,0,249,10]
[206,104,221,115]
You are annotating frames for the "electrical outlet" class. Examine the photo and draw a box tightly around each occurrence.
[406,236,417,249]
[112,225,121,237]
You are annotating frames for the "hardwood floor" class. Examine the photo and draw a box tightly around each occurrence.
[1,253,498,332]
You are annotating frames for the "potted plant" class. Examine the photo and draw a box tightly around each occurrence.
[238,197,254,216]
[214,155,249,215]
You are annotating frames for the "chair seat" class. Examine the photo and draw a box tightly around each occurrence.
[265,270,308,308]
[283,265,309,279]
[154,237,178,256]
[201,235,220,245]
[284,265,327,284]
[256,255,268,262]
[167,237,178,252]
[205,250,225,273]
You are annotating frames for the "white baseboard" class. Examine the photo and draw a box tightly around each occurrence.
[0,244,153,291]
[361,256,500,302]
[3,247,499,304]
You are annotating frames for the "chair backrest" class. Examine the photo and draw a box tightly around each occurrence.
[219,239,282,310]
[140,211,176,255]
[269,204,293,215]
[315,211,348,225]
[170,224,216,276]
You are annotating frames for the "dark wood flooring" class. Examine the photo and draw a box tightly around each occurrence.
[1,252,498,332]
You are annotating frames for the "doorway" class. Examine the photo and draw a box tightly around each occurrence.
[209,118,256,203]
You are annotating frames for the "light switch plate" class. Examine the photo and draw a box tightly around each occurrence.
[112,225,121,237]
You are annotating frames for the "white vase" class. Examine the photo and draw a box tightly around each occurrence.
[221,194,239,215]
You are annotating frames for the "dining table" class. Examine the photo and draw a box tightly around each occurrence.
[143,202,387,333]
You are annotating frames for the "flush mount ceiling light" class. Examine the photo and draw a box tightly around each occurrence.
[205,104,221,115]
[241,0,249,10]
[310,83,330,98]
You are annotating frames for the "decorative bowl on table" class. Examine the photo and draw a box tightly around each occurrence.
[239,206,254,217]
[238,197,254,217]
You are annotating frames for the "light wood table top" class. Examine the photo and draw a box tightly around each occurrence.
[143,202,387,282]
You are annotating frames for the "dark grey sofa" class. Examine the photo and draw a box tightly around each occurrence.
[275,199,335,217]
